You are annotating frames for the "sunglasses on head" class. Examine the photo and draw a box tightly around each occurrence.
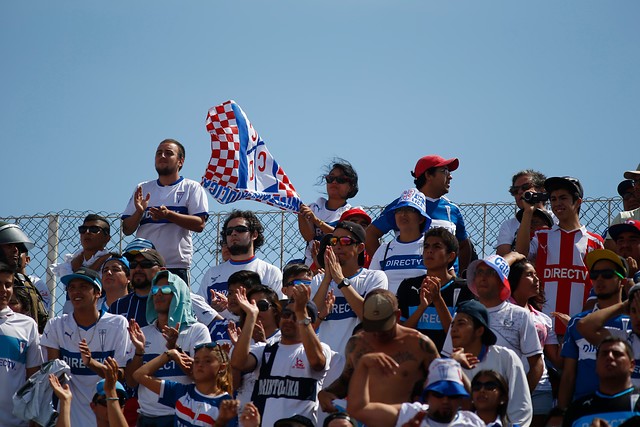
[129,259,158,269]
[509,182,534,196]
[328,236,358,247]
[78,225,106,234]
[225,225,250,236]
[151,285,172,295]
[589,269,624,280]
[284,279,311,288]
[325,175,351,184]
[194,341,228,361]
[256,300,273,312]
[471,380,500,392]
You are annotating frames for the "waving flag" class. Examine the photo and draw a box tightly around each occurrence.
[201,100,302,212]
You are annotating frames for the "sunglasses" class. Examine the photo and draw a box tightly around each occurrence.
[328,236,359,247]
[471,380,500,392]
[281,309,297,321]
[589,269,624,280]
[435,167,451,177]
[151,285,172,295]
[509,182,534,196]
[129,260,158,269]
[256,300,273,312]
[225,225,250,236]
[78,225,106,234]
[284,279,311,288]
[325,175,351,184]
[194,341,228,361]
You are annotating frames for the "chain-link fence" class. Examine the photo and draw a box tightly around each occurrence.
[1,197,623,316]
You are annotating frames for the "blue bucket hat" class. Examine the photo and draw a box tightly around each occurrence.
[386,188,432,233]
[422,358,469,400]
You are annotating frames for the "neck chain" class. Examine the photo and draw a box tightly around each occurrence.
[74,312,100,345]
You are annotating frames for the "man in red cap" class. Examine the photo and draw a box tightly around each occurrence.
[365,155,471,274]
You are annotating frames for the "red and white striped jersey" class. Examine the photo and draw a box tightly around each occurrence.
[531,225,604,334]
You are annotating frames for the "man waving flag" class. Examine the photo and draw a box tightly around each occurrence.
[201,100,302,212]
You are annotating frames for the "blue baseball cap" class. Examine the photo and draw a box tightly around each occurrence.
[123,238,156,256]
[61,267,102,292]
[95,379,127,398]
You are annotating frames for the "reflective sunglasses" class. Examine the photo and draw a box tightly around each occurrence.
[589,269,624,280]
[78,225,106,234]
[328,236,358,247]
[129,260,158,269]
[151,285,172,295]
[325,175,351,184]
[225,225,250,236]
[281,309,297,321]
[471,380,500,392]
[284,279,312,288]
[256,300,273,312]
[509,182,533,196]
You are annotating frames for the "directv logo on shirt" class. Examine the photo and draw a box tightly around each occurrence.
[382,255,425,271]
[327,297,356,320]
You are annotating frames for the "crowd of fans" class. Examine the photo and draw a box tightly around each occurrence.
[1,139,640,427]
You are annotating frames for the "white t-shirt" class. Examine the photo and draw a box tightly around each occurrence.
[396,402,485,427]
[249,342,332,427]
[121,177,209,269]
[29,274,50,311]
[0,308,44,427]
[443,301,542,367]
[369,235,426,295]
[41,312,133,427]
[495,217,520,249]
[311,268,388,354]
[137,321,211,417]
[303,197,352,265]
[198,256,283,304]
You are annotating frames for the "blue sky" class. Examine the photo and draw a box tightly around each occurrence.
[2,1,638,218]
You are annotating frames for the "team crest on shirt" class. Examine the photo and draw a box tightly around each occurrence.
[293,357,305,369]
[19,341,26,354]
[176,191,185,203]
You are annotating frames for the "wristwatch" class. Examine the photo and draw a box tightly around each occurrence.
[298,317,312,326]
[337,278,351,289]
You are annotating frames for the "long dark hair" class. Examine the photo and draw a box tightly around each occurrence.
[508,259,545,311]
[471,370,511,426]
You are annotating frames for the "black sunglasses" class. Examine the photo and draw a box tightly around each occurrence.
[78,225,107,234]
[509,182,533,196]
[589,269,624,280]
[129,260,158,269]
[225,225,250,236]
[325,175,351,184]
[471,380,500,392]
[256,300,273,312]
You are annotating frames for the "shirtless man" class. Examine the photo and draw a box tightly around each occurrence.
[318,288,439,413]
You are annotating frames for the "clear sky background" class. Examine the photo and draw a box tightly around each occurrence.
[3,1,638,218]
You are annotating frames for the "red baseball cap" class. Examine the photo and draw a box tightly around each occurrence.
[609,219,640,241]
[412,155,459,178]
[339,208,372,225]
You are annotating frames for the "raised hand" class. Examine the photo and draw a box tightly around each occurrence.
[162,322,181,349]
[134,186,150,214]
[128,319,146,354]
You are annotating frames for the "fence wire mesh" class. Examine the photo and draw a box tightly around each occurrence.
[2,197,623,315]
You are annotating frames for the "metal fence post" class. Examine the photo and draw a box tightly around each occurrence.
[46,214,59,317]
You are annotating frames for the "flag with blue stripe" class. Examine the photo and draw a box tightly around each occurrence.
[201,100,302,212]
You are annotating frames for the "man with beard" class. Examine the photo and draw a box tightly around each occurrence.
[121,139,209,285]
[198,210,283,316]
[110,244,218,328]
[110,248,166,327]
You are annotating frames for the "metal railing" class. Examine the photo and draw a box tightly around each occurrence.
[2,197,623,315]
